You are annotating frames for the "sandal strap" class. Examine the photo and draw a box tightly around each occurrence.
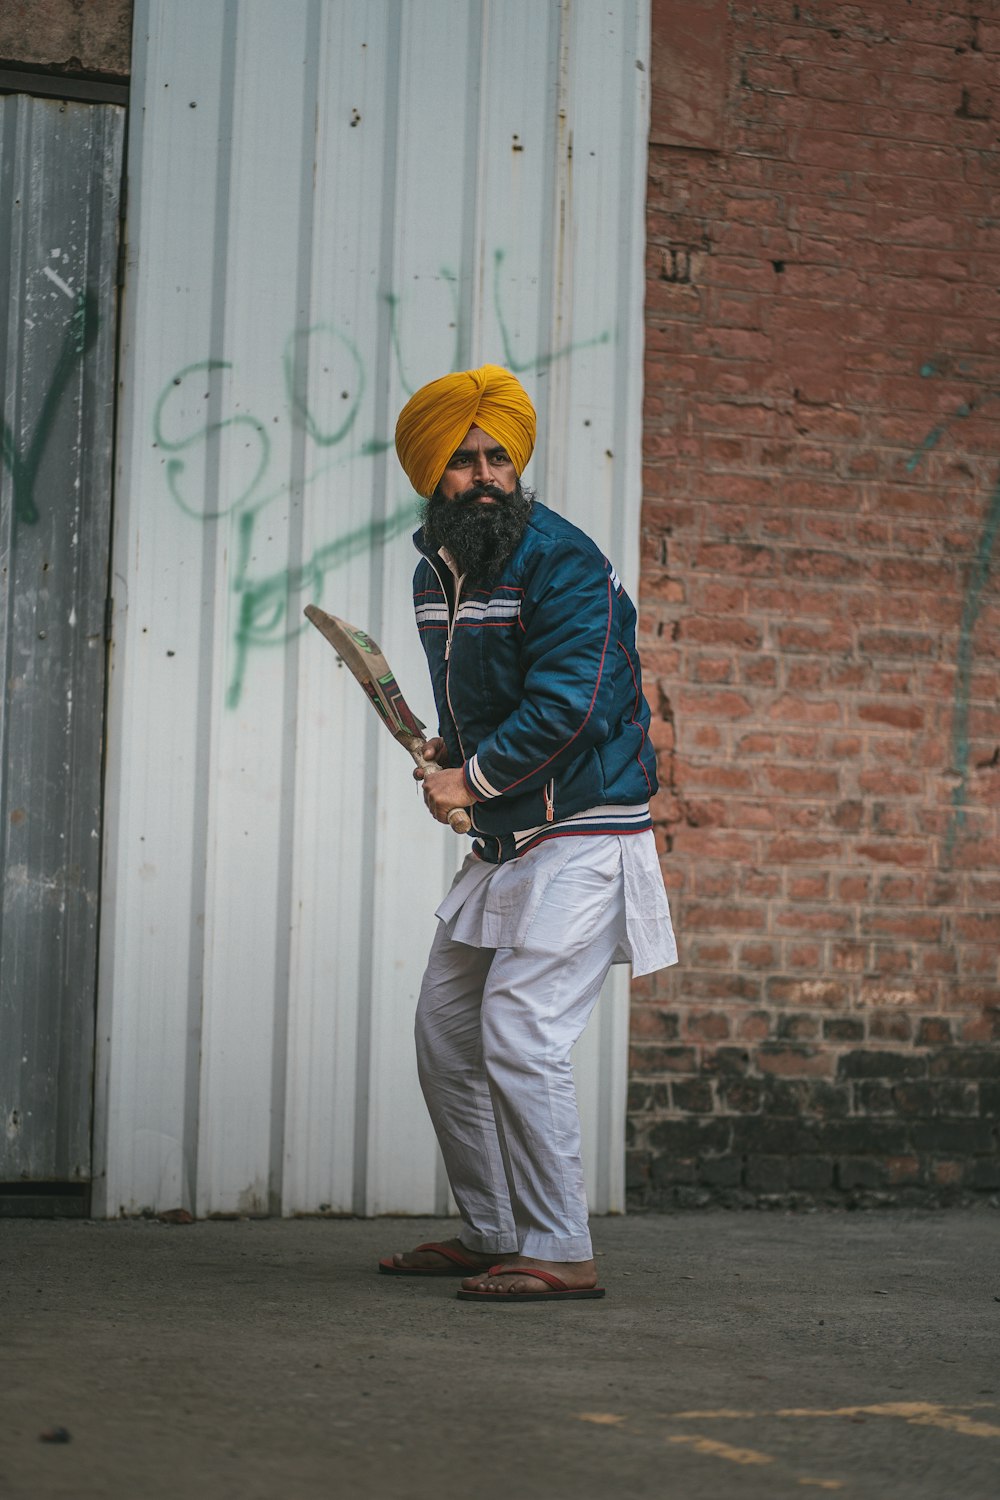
[486,1264,570,1292]
[413,1241,476,1268]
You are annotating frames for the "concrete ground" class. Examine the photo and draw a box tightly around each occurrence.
[1,1210,998,1500]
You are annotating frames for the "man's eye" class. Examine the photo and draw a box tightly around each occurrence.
[490,452,510,465]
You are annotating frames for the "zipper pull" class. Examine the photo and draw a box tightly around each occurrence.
[545,780,555,823]
[445,635,451,660]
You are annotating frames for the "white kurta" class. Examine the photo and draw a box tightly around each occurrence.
[436,826,677,978]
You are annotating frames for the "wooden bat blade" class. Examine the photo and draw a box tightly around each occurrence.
[304,603,471,836]
[304,604,425,742]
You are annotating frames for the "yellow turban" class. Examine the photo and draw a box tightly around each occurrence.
[394,364,536,498]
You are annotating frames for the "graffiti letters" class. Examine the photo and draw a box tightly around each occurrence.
[907,373,1000,855]
[154,259,612,705]
[1,288,97,527]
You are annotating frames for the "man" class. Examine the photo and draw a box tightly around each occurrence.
[380,364,676,1302]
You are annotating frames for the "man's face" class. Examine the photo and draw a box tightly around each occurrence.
[421,424,533,584]
[436,425,518,505]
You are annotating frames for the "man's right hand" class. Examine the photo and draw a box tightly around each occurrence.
[413,737,449,780]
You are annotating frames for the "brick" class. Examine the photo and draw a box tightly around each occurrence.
[698,1155,744,1188]
[765,1080,851,1119]
[838,1050,928,1081]
[869,1011,913,1042]
[953,913,1000,943]
[775,908,855,935]
[684,1006,737,1036]
[787,942,823,969]
[928,1049,1000,1080]
[837,1157,891,1191]
[703,1047,752,1076]
[824,1017,865,1042]
[832,940,868,971]
[789,1156,835,1192]
[894,1081,980,1118]
[912,1120,996,1156]
[647,1119,733,1156]
[767,695,842,725]
[628,1082,671,1114]
[745,1157,790,1194]
[885,1155,922,1185]
[857,842,930,868]
[629,1044,699,1076]
[766,836,844,863]
[693,868,737,899]
[862,912,944,942]
[767,977,850,1008]
[716,1066,765,1110]
[675,688,755,719]
[688,939,733,965]
[835,879,871,904]
[777,1013,821,1041]
[858,979,936,1008]
[757,1045,835,1078]
[630,1008,681,1041]
[814,1119,912,1156]
[683,904,768,933]
[856,701,925,730]
[671,1079,716,1113]
[681,615,764,648]
[765,766,841,796]
[740,941,778,969]
[731,1116,821,1155]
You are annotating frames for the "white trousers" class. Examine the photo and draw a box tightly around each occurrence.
[414,843,628,1261]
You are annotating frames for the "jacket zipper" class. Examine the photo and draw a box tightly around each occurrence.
[426,554,474,825]
[544,779,555,823]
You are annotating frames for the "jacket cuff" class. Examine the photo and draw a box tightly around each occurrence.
[464,755,501,800]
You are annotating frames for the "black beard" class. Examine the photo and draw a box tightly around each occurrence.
[421,481,534,585]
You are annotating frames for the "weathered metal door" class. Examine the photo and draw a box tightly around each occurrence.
[0,92,124,1207]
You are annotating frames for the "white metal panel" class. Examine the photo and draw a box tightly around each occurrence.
[95,0,650,1219]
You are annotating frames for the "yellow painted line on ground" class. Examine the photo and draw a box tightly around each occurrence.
[670,1409,760,1419]
[666,1401,1000,1438]
[667,1434,774,1466]
[797,1480,844,1491]
[577,1413,626,1426]
[777,1402,1000,1437]
[907,1412,1000,1439]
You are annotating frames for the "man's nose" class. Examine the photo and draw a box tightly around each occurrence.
[471,449,492,482]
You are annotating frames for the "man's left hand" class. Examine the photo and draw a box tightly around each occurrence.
[422,767,476,823]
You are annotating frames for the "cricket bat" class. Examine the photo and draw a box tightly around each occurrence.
[304,604,472,835]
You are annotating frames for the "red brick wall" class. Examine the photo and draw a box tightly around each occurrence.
[634,0,1000,1206]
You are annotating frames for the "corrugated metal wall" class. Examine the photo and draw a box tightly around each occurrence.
[1,94,124,1190]
[94,0,651,1218]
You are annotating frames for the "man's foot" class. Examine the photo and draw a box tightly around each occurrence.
[459,1254,599,1295]
[379,1237,500,1276]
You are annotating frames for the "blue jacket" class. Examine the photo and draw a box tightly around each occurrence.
[413,501,657,864]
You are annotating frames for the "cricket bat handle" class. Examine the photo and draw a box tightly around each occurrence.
[410,741,472,835]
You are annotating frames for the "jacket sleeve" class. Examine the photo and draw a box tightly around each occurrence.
[464,542,618,801]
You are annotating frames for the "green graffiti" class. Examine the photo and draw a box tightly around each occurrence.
[226,498,418,708]
[907,379,1000,857]
[949,473,1000,851]
[493,248,610,373]
[1,288,98,526]
[153,360,271,521]
[283,325,364,446]
[388,267,461,398]
[155,254,612,704]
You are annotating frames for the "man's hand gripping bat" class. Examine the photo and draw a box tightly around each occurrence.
[304,605,472,835]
